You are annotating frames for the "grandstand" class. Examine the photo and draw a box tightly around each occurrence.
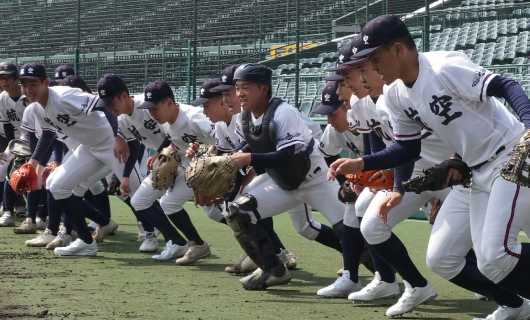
[0,0,529,111]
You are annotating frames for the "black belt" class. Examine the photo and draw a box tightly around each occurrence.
[470,145,506,170]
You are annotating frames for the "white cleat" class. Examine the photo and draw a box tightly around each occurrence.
[0,212,15,227]
[151,240,188,261]
[385,281,437,318]
[139,232,158,252]
[473,300,530,320]
[25,229,56,247]
[54,238,97,257]
[348,272,401,302]
[46,232,73,250]
[317,271,361,298]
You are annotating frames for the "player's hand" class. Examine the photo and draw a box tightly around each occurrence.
[186,143,200,158]
[328,157,364,180]
[377,191,403,224]
[230,152,251,168]
[428,198,442,225]
[120,177,129,197]
[368,170,386,192]
[113,136,129,163]
[147,155,156,171]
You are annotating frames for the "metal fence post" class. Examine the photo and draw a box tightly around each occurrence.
[294,0,300,109]
[75,0,81,74]
[187,40,192,104]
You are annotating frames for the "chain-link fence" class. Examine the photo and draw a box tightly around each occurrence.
[1,0,529,106]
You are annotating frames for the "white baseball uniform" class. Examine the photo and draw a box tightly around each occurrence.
[117,94,168,190]
[20,102,106,197]
[130,103,216,215]
[232,100,344,226]
[382,51,528,283]
[0,90,26,139]
[214,113,325,240]
[32,86,139,200]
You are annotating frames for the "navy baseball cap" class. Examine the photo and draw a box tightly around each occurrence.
[19,63,47,80]
[191,78,223,106]
[355,15,412,58]
[0,63,18,77]
[234,64,272,85]
[54,64,75,80]
[312,81,342,115]
[211,64,239,93]
[139,80,175,109]
[96,74,129,108]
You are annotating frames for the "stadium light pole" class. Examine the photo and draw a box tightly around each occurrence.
[294,0,300,109]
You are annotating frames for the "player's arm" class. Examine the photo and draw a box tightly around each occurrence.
[49,140,65,164]
[123,139,141,179]
[31,129,57,166]
[3,123,15,141]
[487,75,530,128]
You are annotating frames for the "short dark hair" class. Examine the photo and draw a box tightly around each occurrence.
[63,75,92,93]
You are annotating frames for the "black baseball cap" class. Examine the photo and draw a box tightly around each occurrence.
[54,64,75,80]
[355,15,412,58]
[0,63,18,77]
[19,63,47,80]
[211,64,239,93]
[139,80,175,109]
[312,81,342,115]
[191,78,223,106]
[233,63,272,86]
[95,74,129,108]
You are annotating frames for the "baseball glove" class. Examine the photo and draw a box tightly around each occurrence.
[185,155,239,205]
[403,158,472,194]
[10,163,39,194]
[501,130,530,187]
[151,146,181,190]
[346,170,394,190]
[338,181,358,203]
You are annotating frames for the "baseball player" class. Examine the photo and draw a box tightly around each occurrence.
[97,74,196,254]
[23,75,119,250]
[220,63,345,290]
[330,15,530,319]
[0,62,29,228]
[130,80,215,265]
[18,63,130,257]
[53,64,75,85]
[313,78,397,299]
[202,68,343,272]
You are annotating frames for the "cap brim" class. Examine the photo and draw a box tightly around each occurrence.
[311,103,340,115]
[0,71,16,76]
[190,97,208,106]
[138,100,155,109]
[210,84,233,93]
[325,74,344,81]
[19,75,44,80]
[343,56,369,66]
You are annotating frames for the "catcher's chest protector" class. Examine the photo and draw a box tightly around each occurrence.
[241,97,311,191]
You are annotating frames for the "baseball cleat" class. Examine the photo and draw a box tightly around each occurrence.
[139,232,158,252]
[348,272,401,302]
[385,281,437,317]
[175,241,210,265]
[225,255,258,275]
[25,229,55,247]
[46,232,73,250]
[0,212,15,227]
[54,238,97,257]
[317,271,361,298]
[152,240,188,261]
[14,218,37,234]
[93,220,119,242]
[472,299,530,320]
[240,267,292,290]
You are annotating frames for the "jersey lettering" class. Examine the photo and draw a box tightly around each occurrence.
[429,95,462,125]
[56,114,77,127]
